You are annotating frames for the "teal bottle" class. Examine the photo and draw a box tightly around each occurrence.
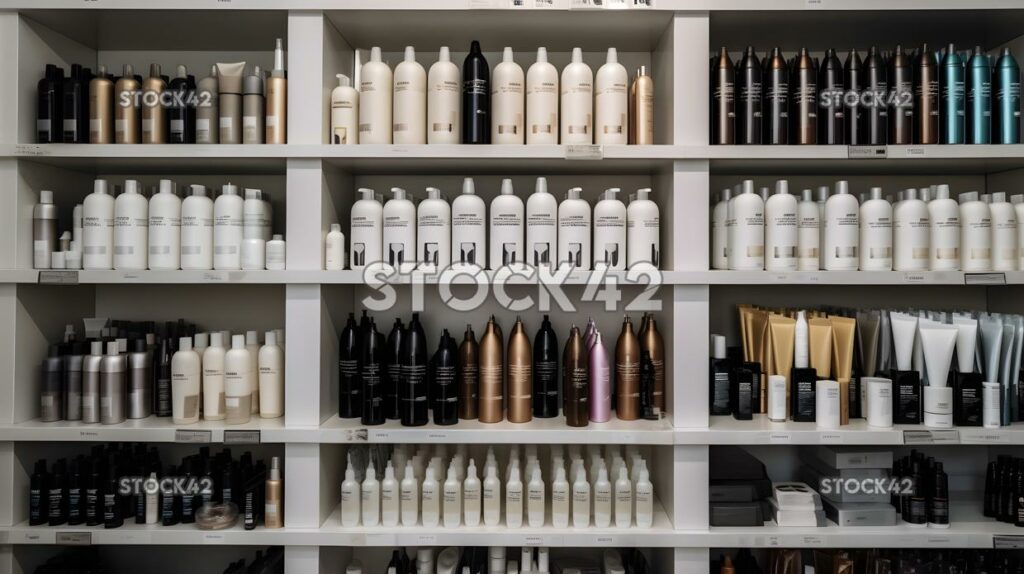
[940,44,965,144]
[995,48,1021,144]
[967,46,992,144]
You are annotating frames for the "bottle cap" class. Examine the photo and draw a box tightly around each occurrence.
[179,336,192,351]
[566,187,582,200]
[222,183,239,195]
[404,46,416,62]
[39,190,53,204]
[835,180,850,195]
[993,191,1007,203]
[94,179,109,194]
[190,184,207,196]
[500,179,514,195]
[426,187,441,200]
[536,47,548,63]
[1012,194,1023,205]
[246,330,258,345]
[244,66,264,95]
[245,189,259,200]
[905,188,918,201]
[462,178,475,195]
[606,47,618,64]
[982,193,992,203]
[503,47,514,63]
[636,188,651,200]
[370,47,382,62]
[712,334,726,359]
[391,187,406,200]
[800,189,812,202]
[741,180,755,194]
[106,341,119,356]
[357,187,375,200]
[232,334,245,349]
[439,47,450,62]
[265,330,278,346]
[605,188,620,201]
[273,38,285,74]
[935,184,951,200]
[336,74,350,87]
[869,187,883,201]
[535,177,548,194]
[159,179,174,194]
[124,180,141,194]
[775,179,789,195]
[571,47,583,63]
[816,186,829,202]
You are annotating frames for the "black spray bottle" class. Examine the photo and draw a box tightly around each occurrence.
[62,64,86,143]
[400,313,429,426]
[818,48,845,145]
[103,460,123,529]
[844,49,864,145]
[764,48,789,145]
[37,64,63,143]
[29,459,48,526]
[338,313,361,418]
[48,460,68,526]
[736,47,762,145]
[889,45,914,144]
[928,461,949,528]
[863,47,889,145]
[385,318,405,420]
[431,329,459,425]
[67,458,85,525]
[533,315,560,418]
[361,318,385,426]
[462,41,491,144]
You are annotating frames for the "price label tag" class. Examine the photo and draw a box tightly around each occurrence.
[347,428,369,442]
[904,147,927,156]
[805,0,825,6]
[995,535,1024,549]
[468,0,501,7]
[15,144,49,156]
[966,272,1006,285]
[595,536,617,545]
[111,532,151,543]
[902,273,926,283]
[533,0,557,6]
[202,272,227,283]
[925,536,951,546]
[427,432,449,440]
[819,432,843,444]
[224,430,261,445]
[768,432,792,444]
[523,535,545,546]
[960,430,1010,444]
[19,532,44,542]
[203,532,226,543]
[39,271,79,285]
[79,430,100,439]
[175,429,212,444]
[121,273,142,282]
[569,0,602,7]
[848,145,887,159]
[565,144,603,159]
[416,535,437,544]
[903,429,959,445]
[801,535,824,546]
[57,532,92,545]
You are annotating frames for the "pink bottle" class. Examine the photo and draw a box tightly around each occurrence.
[583,317,597,349]
[589,331,611,422]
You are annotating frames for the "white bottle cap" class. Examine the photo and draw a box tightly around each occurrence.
[896,190,904,202]
[222,183,239,195]
[370,46,382,62]
[50,251,65,269]
[439,47,451,62]
[775,179,789,195]
[106,341,119,356]
[816,186,829,202]
[176,64,188,79]
[331,223,341,232]
[272,234,283,241]
[835,180,850,194]
[274,39,285,74]
[246,330,259,345]
[801,189,813,202]
[39,190,53,204]
[179,337,192,351]
[571,47,583,63]
[606,47,618,64]
[210,332,223,347]
[90,341,103,355]
[124,180,141,194]
[158,179,174,194]
[982,193,992,203]
[94,179,109,194]
[336,74,350,87]
[604,188,620,200]
[535,177,548,194]
[245,188,259,200]
[1012,194,1023,205]
[500,179,513,195]
[759,187,770,201]
[741,180,755,194]
[427,187,441,199]
[503,47,514,63]
[190,184,207,196]
[869,187,883,200]
[404,46,416,62]
[230,334,244,349]
[993,191,1007,203]
[935,184,951,200]
[905,188,918,201]
[712,334,726,359]
[536,47,548,63]
[194,332,209,348]
[265,330,277,346]
[566,187,582,200]
[358,187,375,200]
[462,178,475,195]
[346,561,362,574]
[920,187,931,202]
[391,187,406,200]
[636,188,651,200]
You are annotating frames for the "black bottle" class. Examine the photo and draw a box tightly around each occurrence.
[361,318,385,425]
[168,66,196,144]
[790,366,818,423]
[892,368,922,424]
[37,64,63,143]
[736,47,762,145]
[47,460,68,525]
[907,460,928,525]
[103,462,123,528]
[155,337,172,417]
[385,319,405,420]
[1014,460,1024,527]
[84,458,102,526]
[161,464,180,526]
[431,329,459,425]
[338,313,361,418]
[640,351,657,420]
[29,459,48,525]
[709,338,732,416]
[67,458,85,525]
[729,363,754,420]
[1000,458,1015,523]
[400,313,429,426]
[818,49,845,145]
[984,460,999,518]
[929,461,949,527]
[711,47,735,145]
[533,315,559,418]
[791,48,818,145]
[387,550,402,574]
[462,41,490,144]
[180,458,196,524]
[764,48,789,145]
[844,49,864,145]
[863,47,889,145]
[889,45,914,144]
[62,64,86,143]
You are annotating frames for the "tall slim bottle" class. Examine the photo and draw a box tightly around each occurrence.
[967,46,993,145]
[115,64,140,144]
[563,325,589,427]
[864,47,888,145]
[641,313,665,412]
[995,48,1021,144]
[462,41,490,144]
[89,66,114,144]
[385,319,404,420]
[792,48,818,144]
[533,315,559,418]
[818,48,844,145]
[400,314,428,426]
[62,64,84,143]
[479,317,504,423]
[338,314,360,418]
[711,47,735,145]
[589,332,611,422]
[428,47,461,144]
[561,47,593,144]
[844,50,864,145]
[458,325,479,420]
[507,317,532,423]
[431,330,459,425]
[889,45,914,144]
[266,38,287,144]
[615,316,640,421]
[764,48,789,145]
[736,47,762,145]
[916,44,940,144]
[141,64,167,144]
[941,44,966,144]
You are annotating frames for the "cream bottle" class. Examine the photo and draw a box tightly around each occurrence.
[443,463,462,527]
[421,466,440,528]
[526,176,558,269]
[928,184,961,271]
[330,74,358,144]
[452,178,487,269]
[417,187,451,272]
[797,189,820,271]
[361,461,380,527]
[428,47,461,144]
[1014,195,1024,269]
[400,460,419,526]
[764,179,798,271]
[989,191,1018,270]
[711,189,730,270]
[245,331,261,413]
[479,463,499,527]
[893,188,930,271]
[561,48,593,144]
[627,188,660,269]
[959,191,992,271]
[559,187,591,270]
[823,180,859,271]
[383,187,416,272]
[148,179,181,270]
[526,47,559,144]
[551,466,570,528]
[527,467,545,527]
[593,188,627,270]
[181,185,214,270]
[728,180,764,270]
[463,460,481,527]
[595,48,628,145]
[113,179,148,271]
[613,466,632,528]
[505,465,524,528]
[490,178,525,268]
[859,187,893,271]
[381,462,399,527]
[393,46,426,144]
[224,334,252,424]
[340,456,361,526]
[83,179,114,270]
[170,336,200,424]
[492,47,525,144]
[326,223,346,270]
[593,466,612,528]
[214,183,243,270]
[360,47,393,144]
[351,188,383,269]
[634,468,653,528]
[258,330,284,418]
[202,332,226,420]
[571,467,590,528]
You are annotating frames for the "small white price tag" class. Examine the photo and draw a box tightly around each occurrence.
[565,144,603,160]
[965,272,1006,285]
[995,535,1024,549]
[768,432,792,444]
[224,430,260,445]
[203,532,226,543]
[905,147,927,156]
[202,272,227,283]
[57,532,92,545]
[39,271,79,285]
[175,429,212,443]
[848,145,887,159]
[902,273,926,283]
[959,430,1010,444]
[819,432,843,444]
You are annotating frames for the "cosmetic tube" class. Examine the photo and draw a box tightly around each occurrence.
[816,380,841,429]
[216,62,246,144]
[919,321,957,388]
[768,375,787,422]
[983,381,1001,428]
[864,377,893,428]
[830,315,856,424]
[923,385,954,428]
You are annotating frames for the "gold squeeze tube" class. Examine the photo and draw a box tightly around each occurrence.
[808,317,834,379]
[769,314,796,418]
[830,315,857,426]
[749,309,769,413]
[738,305,754,362]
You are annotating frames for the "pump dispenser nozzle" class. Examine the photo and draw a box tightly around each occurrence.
[439,47,451,62]
[273,38,285,76]
[426,187,441,200]
[606,48,618,64]
[567,187,582,200]
[636,188,651,200]
[358,187,375,200]
[537,47,549,63]
[605,188,620,201]
[462,178,475,195]
[500,179,514,195]
[336,74,351,87]
[391,187,406,200]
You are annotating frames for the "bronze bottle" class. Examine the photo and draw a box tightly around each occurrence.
[615,316,641,420]
[458,324,479,420]
[791,48,818,144]
[478,316,504,423]
[563,325,589,427]
[640,313,666,413]
[711,47,735,145]
[507,317,532,423]
[915,43,939,144]
[764,47,789,145]
[889,45,914,144]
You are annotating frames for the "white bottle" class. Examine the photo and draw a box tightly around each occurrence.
[331,74,358,144]
[593,188,627,270]
[526,467,545,527]
[361,461,380,527]
[266,234,286,270]
[506,465,524,528]
[526,177,558,269]
[893,188,930,271]
[351,188,383,269]
[593,466,612,528]
[559,187,591,270]
[443,463,462,527]
[181,184,214,270]
[482,463,501,526]
[1013,195,1024,269]
[711,189,731,270]
[452,178,487,270]
[417,187,451,271]
[421,466,440,528]
[490,179,525,268]
[145,471,159,524]
[72,203,83,252]
[728,180,764,270]
[823,180,859,271]
[393,46,426,144]
[258,330,284,418]
[595,48,628,145]
[83,179,115,270]
[214,183,244,270]
[170,336,201,424]
[325,223,346,270]
[526,48,559,145]
[202,332,226,421]
[929,184,961,271]
[340,456,361,527]
[400,460,419,526]
[113,180,148,270]
[381,461,399,527]
[990,191,1018,271]
[224,334,252,424]
[359,47,393,145]
[383,187,416,272]
[551,466,570,528]
[571,467,590,528]
[959,191,992,271]
[148,179,181,270]
[634,468,653,528]
[492,47,525,144]
[464,460,481,527]
[627,188,660,269]
[764,179,798,271]
[561,48,593,144]
[797,189,820,271]
[859,187,893,271]
[613,466,632,528]
[243,189,264,242]
[428,47,461,144]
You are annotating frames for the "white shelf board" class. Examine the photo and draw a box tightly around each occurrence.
[0,416,290,443]
[686,270,972,285]
[321,414,674,444]
[6,144,289,174]
[0,521,316,546]
[707,145,1024,175]
[680,415,905,445]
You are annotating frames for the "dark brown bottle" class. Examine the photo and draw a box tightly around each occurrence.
[889,45,914,144]
[478,316,504,423]
[764,48,789,145]
[711,47,735,144]
[863,47,889,145]
[791,48,818,144]
[507,317,532,424]
[615,316,640,421]
[818,49,845,145]
[458,325,479,420]
[563,325,589,427]
[640,313,666,413]
[915,44,940,144]
[844,49,864,145]
[736,47,762,145]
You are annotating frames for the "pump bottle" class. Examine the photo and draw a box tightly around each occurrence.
[593,188,627,270]
[490,178,524,268]
[330,74,358,144]
[561,48,593,144]
[360,47,393,144]
[393,47,426,144]
[728,180,764,270]
[417,187,451,271]
[492,47,525,144]
[149,179,181,270]
[113,180,148,271]
[627,188,660,269]
[859,187,893,271]
[214,183,243,270]
[428,47,461,144]
[526,48,559,144]
[764,179,798,271]
[595,48,628,145]
[559,188,591,270]
[383,187,416,272]
[929,184,961,271]
[823,180,859,270]
[351,188,383,269]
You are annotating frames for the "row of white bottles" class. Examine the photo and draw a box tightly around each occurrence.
[331,177,660,272]
[75,179,284,272]
[339,443,654,529]
[332,46,644,145]
[713,179,1024,273]
[170,329,284,424]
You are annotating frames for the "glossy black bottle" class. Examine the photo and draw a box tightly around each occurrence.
[48,460,68,525]
[62,64,86,143]
[155,337,172,417]
[863,47,889,145]
[818,48,844,144]
[360,318,385,426]
[1014,460,1024,527]
[791,48,817,145]
[161,465,180,526]
[431,329,459,425]
[764,48,789,144]
[929,461,949,527]
[168,70,196,144]
[29,459,48,525]
[462,41,490,144]
[736,47,762,145]
[37,64,63,143]
[889,45,914,144]
[103,462,123,529]
[67,458,85,525]
[84,458,102,526]
[533,315,559,418]
[385,318,404,420]
[387,550,402,574]
[400,313,429,426]
[338,313,361,418]
[843,49,864,145]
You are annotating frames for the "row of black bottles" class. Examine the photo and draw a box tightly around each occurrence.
[28,443,269,530]
[985,455,1024,527]
[37,63,92,144]
[890,450,949,527]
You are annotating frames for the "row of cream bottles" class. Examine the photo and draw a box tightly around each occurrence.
[339,444,654,529]
[326,177,660,272]
[330,46,649,145]
[714,180,1024,272]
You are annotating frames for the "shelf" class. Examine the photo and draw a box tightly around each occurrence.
[707,145,1024,175]
[0,416,290,443]
[682,416,905,445]
[0,521,314,546]
[690,270,975,286]
[6,145,290,174]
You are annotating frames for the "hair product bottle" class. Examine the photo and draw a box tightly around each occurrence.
[171,337,200,424]
[492,47,525,144]
[167,65,194,144]
[737,47,763,145]
[823,180,859,270]
[489,179,524,268]
[728,180,764,270]
[845,50,864,144]
[527,47,559,145]
[630,66,654,145]
[818,48,843,145]
[350,188,383,269]
[890,45,914,144]
[242,65,265,144]
[37,64,63,143]
[361,319,384,425]
[114,64,140,144]
[383,187,416,272]
[593,188,627,270]
[462,41,491,144]
[792,48,818,145]
[216,61,245,144]
[764,48,789,145]
[113,180,148,270]
[533,315,559,418]
[427,47,460,144]
[764,179,798,271]
[225,334,253,424]
[589,332,611,422]
[458,325,479,420]
[558,187,591,270]
[863,47,888,145]
[140,64,167,144]
[385,318,404,420]
[452,178,486,269]
[711,47,735,145]
[339,314,360,418]
[89,66,114,143]
[595,48,628,145]
[479,316,504,423]
[181,185,214,270]
[995,48,1021,144]
[859,187,893,271]
[213,183,243,270]
[400,313,428,427]
[360,47,393,145]
[564,325,589,426]
[507,317,532,424]
[967,46,993,145]
[941,44,966,144]
[627,188,660,269]
[416,187,451,272]
[196,66,219,144]
[526,177,557,269]
[393,46,426,144]
[615,316,640,420]
[266,38,287,144]
[561,47,593,145]
[431,329,458,425]
[331,74,358,144]
[148,179,181,270]
[915,44,939,144]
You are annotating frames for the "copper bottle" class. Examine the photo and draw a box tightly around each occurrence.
[89,65,114,144]
[563,325,589,427]
[141,64,167,144]
[114,64,140,144]
[792,48,818,145]
[915,43,940,144]
[629,66,655,145]
[640,313,666,413]
[458,324,479,420]
[478,316,504,423]
[615,316,640,420]
[507,317,533,423]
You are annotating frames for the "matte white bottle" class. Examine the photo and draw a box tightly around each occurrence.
[764,179,798,271]
[526,47,559,145]
[428,47,461,144]
[859,187,893,271]
[526,467,545,527]
[214,184,243,270]
[113,180,148,270]
[492,47,525,144]
[393,46,426,144]
[490,179,524,268]
[351,188,383,269]
[359,47,393,144]
[795,189,820,271]
[1013,195,1024,269]
[181,184,214,270]
[551,466,570,528]
[443,463,462,527]
[361,461,380,527]
[627,188,660,269]
[463,460,481,527]
[400,460,419,526]
[823,180,859,271]
[325,223,346,270]
[559,187,591,270]
[526,177,558,269]
[595,48,628,145]
[613,466,632,528]
[258,330,284,418]
[990,191,1018,271]
[505,466,524,528]
[340,457,361,526]
[593,188,627,270]
[959,191,992,271]
[243,188,265,242]
[571,468,590,528]
[381,462,399,527]
[331,74,358,144]
[593,466,612,528]
[728,180,764,270]
[171,336,201,424]
[711,189,730,270]
[634,468,653,527]
[202,332,226,421]
[147,179,181,270]
[83,179,115,270]
[482,463,501,526]
[893,188,930,271]
[929,184,961,271]
[561,48,593,144]
[245,331,261,413]
[421,466,440,528]
[383,187,416,272]
[417,187,451,271]
[452,178,487,269]
[224,334,252,424]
